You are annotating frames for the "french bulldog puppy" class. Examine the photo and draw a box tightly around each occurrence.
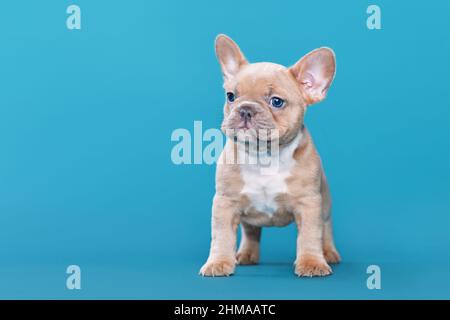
[200,34,340,277]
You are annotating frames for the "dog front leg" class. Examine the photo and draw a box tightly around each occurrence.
[294,197,332,277]
[200,195,239,277]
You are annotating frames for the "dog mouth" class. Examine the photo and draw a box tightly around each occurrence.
[236,120,253,130]
[229,127,280,144]
[222,111,280,146]
[225,118,275,132]
[224,122,278,141]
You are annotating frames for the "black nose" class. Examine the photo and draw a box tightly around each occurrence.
[239,106,254,121]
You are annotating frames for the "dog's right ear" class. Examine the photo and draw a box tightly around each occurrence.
[215,34,248,80]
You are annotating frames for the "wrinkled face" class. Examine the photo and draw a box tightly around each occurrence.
[215,34,336,146]
[221,63,305,145]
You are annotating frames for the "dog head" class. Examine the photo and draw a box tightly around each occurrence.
[215,34,336,147]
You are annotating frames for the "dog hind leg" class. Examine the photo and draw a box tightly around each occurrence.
[236,222,262,265]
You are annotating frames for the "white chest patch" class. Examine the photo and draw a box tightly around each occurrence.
[240,133,302,215]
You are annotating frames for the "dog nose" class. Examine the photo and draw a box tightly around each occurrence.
[239,106,255,121]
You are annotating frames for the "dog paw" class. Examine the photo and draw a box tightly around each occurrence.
[236,250,259,265]
[295,255,332,277]
[324,247,341,264]
[199,258,235,277]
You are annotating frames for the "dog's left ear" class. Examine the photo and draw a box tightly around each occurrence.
[290,47,336,105]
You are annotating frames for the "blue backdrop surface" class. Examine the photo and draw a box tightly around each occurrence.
[0,0,449,299]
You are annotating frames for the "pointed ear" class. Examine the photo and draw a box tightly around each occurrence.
[289,47,336,105]
[215,34,248,80]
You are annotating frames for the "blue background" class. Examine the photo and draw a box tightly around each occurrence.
[0,0,449,299]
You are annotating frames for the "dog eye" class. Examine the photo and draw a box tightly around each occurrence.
[270,97,284,108]
[226,92,235,103]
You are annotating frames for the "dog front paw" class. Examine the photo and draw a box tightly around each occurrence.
[199,258,235,277]
[295,254,332,277]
